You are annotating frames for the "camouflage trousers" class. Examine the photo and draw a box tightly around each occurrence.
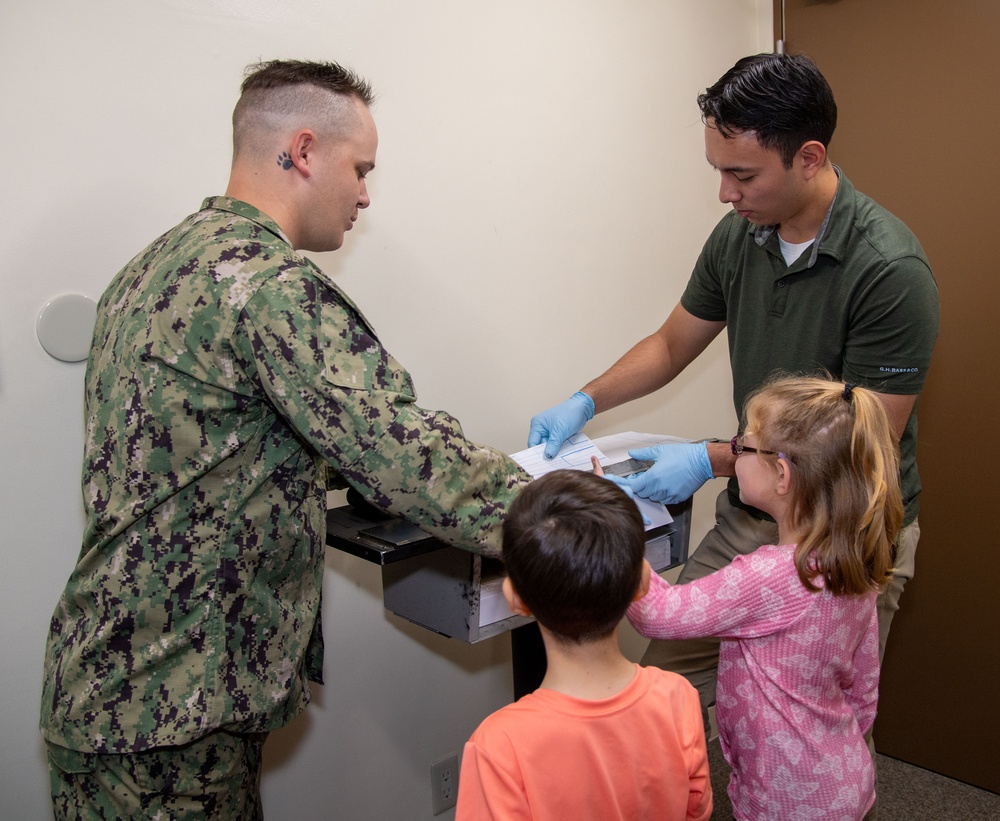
[46,730,267,820]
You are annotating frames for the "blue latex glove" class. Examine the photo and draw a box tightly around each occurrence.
[527,391,595,459]
[601,473,652,526]
[619,442,713,505]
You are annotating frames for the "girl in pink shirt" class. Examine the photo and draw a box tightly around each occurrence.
[628,377,902,820]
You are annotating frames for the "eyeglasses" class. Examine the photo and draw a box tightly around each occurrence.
[730,435,794,462]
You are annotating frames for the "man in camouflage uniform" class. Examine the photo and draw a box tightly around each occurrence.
[41,59,530,819]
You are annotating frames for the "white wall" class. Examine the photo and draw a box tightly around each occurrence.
[0,2,768,818]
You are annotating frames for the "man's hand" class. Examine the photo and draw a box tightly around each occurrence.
[618,442,713,504]
[527,391,594,458]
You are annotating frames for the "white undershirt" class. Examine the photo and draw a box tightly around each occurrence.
[778,234,815,266]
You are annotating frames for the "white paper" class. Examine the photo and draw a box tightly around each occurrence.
[509,433,607,477]
[510,432,677,530]
[590,431,692,463]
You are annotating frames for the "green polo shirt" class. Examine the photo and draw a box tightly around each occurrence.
[682,170,939,524]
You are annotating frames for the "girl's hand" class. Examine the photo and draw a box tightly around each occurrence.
[592,456,651,525]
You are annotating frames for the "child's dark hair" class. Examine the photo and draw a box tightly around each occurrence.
[744,376,902,595]
[502,470,645,643]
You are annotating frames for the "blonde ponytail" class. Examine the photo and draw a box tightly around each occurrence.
[744,376,902,595]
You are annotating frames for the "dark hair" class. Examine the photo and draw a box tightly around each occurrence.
[239,59,374,106]
[502,471,645,643]
[697,53,837,168]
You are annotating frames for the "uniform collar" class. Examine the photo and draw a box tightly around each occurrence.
[200,196,293,247]
[752,166,852,269]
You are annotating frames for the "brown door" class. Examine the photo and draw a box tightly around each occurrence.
[777,0,1000,792]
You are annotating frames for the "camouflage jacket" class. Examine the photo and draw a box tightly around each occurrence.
[41,197,529,753]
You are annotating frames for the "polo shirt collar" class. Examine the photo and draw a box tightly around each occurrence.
[752,166,851,269]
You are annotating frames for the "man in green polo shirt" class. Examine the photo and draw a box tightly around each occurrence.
[527,53,938,725]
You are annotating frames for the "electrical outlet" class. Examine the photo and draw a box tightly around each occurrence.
[431,753,459,814]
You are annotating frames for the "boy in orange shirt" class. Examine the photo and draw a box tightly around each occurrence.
[456,470,712,821]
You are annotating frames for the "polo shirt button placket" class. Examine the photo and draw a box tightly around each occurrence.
[771,277,789,316]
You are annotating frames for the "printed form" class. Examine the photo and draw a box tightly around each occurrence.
[510,432,692,531]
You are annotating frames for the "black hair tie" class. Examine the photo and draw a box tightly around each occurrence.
[843,383,855,401]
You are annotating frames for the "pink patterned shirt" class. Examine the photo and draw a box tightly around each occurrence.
[628,544,879,820]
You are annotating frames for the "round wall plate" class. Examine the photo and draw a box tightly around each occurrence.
[36,293,97,362]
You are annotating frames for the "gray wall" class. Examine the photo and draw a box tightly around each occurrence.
[0,1,767,817]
